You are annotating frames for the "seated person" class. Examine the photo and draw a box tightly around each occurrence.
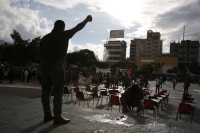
[120,84,144,115]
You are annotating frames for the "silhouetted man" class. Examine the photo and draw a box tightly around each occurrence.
[39,15,92,125]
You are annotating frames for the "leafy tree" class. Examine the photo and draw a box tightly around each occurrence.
[0,30,41,66]
[167,67,178,75]
[151,62,165,73]
[66,49,98,67]
[141,64,153,74]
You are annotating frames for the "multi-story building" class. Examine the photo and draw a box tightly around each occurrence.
[170,40,200,66]
[169,41,178,57]
[130,30,163,62]
[103,40,126,65]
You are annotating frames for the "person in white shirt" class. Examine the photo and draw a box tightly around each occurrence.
[155,76,160,93]
[24,69,28,83]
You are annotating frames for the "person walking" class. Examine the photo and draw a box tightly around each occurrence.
[172,77,177,89]
[39,15,92,125]
[183,78,190,93]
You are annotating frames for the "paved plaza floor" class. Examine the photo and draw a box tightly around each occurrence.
[0,80,200,133]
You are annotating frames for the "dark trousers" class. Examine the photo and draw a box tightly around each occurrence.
[184,87,189,93]
[173,83,176,89]
[41,62,65,118]
[156,85,160,93]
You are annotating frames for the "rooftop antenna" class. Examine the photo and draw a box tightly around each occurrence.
[183,25,185,41]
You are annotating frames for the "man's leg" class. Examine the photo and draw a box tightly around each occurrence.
[186,87,189,93]
[155,85,158,93]
[41,67,53,122]
[184,87,186,92]
[52,65,70,124]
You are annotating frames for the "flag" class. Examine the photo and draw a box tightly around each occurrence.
[127,68,132,76]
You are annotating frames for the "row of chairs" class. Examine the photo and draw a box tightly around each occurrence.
[72,86,121,107]
[144,90,170,117]
[176,93,195,123]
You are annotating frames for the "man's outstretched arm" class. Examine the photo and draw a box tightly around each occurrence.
[71,15,92,37]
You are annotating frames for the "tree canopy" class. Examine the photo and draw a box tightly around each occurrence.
[0,30,40,66]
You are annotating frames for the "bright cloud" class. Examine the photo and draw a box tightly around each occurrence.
[0,0,51,41]
[68,40,104,60]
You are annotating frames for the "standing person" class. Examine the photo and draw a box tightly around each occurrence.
[114,74,119,88]
[139,75,144,88]
[8,67,14,84]
[3,69,8,80]
[105,72,110,89]
[183,78,190,93]
[172,77,177,89]
[155,76,160,93]
[39,15,92,125]
[159,76,162,88]
[144,76,148,88]
[27,70,32,84]
[124,73,131,90]
[24,69,28,83]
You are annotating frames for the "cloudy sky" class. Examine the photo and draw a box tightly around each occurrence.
[0,0,200,60]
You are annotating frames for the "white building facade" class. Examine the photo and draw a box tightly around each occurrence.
[103,41,126,65]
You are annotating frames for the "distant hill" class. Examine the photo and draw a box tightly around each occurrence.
[0,40,12,44]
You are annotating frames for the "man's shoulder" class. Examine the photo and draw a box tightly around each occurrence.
[41,33,52,40]
[63,29,73,38]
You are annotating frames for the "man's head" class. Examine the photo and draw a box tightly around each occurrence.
[54,20,65,31]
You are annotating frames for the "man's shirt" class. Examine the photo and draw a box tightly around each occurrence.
[40,29,73,64]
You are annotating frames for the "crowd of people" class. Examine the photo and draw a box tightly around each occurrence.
[0,64,42,85]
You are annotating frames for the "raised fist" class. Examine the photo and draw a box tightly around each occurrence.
[86,15,92,22]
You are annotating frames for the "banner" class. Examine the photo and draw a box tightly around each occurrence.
[78,75,92,85]
[116,67,132,75]
[110,30,124,38]
[96,68,111,73]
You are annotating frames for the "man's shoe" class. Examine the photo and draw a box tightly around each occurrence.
[53,117,70,125]
[44,112,54,122]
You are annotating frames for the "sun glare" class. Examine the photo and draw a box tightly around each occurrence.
[101,0,142,27]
